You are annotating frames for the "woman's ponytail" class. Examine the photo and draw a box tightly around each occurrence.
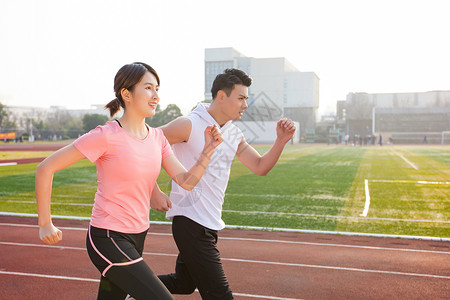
[104,98,123,118]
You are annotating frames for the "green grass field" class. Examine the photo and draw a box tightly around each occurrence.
[1,144,449,237]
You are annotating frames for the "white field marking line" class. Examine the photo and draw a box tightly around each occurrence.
[393,151,418,170]
[3,201,446,223]
[359,178,450,219]
[226,193,347,201]
[371,179,450,185]
[0,212,92,221]
[361,179,371,217]
[1,241,448,280]
[0,200,93,206]
[0,270,302,300]
[223,210,449,223]
[0,162,17,166]
[1,216,450,242]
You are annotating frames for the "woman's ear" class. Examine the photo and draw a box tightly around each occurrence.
[121,88,131,103]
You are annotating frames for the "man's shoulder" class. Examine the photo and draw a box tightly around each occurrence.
[160,117,193,144]
[162,116,192,129]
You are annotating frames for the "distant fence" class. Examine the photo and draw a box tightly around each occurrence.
[1,129,85,142]
[385,132,450,145]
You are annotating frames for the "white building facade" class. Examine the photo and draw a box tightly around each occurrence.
[205,47,319,142]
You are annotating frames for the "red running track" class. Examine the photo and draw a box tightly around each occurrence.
[0,216,449,300]
[0,143,68,165]
[0,143,69,152]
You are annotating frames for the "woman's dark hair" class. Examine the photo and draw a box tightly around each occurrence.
[105,62,160,117]
[211,68,252,99]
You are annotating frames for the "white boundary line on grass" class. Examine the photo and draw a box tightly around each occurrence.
[3,202,447,224]
[222,210,449,223]
[371,179,450,185]
[393,151,418,170]
[360,179,450,218]
[1,212,449,241]
[361,179,371,217]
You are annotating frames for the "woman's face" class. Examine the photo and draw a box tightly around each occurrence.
[129,71,160,118]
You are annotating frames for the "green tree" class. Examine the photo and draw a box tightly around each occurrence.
[45,110,82,139]
[146,104,183,127]
[0,102,7,127]
[0,102,17,132]
[82,114,109,132]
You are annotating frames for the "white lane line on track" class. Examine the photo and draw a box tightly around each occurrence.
[1,223,450,254]
[217,237,450,255]
[1,241,449,280]
[0,270,303,300]
[3,210,450,242]
[0,162,17,167]
[223,258,450,280]
[0,270,99,282]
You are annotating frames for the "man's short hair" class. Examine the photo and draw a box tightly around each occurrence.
[211,68,252,99]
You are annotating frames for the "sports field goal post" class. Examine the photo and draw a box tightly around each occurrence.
[442,131,450,145]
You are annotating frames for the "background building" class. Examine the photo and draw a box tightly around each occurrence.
[344,90,450,144]
[205,47,318,142]
[6,104,111,131]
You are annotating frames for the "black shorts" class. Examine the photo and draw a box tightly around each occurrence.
[86,226,173,300]
[158,216,233,299]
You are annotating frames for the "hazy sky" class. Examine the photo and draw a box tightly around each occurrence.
[0,0,448,116]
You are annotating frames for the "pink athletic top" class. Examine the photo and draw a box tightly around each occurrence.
[73,121,173,233]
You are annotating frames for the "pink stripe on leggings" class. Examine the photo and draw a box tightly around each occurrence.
[88,226,144,277]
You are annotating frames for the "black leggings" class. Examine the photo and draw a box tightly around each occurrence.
[86,226,173,300]
[158,216,233,300]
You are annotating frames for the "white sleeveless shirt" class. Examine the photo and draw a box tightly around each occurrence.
[165,103,243,230]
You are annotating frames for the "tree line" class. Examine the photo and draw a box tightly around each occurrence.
[0,102,183,141]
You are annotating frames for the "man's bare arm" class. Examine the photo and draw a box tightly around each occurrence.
[236,118,296,176]
[159,117,192,145]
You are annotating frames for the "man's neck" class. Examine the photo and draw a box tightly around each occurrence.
[206,102,230,127]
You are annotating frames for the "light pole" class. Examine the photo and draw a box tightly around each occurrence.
[29,117,34,142]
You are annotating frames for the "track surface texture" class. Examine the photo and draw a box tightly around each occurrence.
[0,216,449,300]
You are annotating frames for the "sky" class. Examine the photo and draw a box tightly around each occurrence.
[0,0,449,116]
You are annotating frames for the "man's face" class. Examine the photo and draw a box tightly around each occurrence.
[222,84,249,121]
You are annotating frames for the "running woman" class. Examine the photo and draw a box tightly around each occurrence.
[157,68,296,299]
[35,62,223,300]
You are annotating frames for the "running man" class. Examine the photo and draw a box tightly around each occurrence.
[158,68,296,299]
